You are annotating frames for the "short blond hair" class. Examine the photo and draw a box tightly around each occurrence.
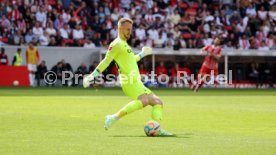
[118,17,133,27]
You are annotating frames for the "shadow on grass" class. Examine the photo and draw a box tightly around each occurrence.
[111,133,193,138]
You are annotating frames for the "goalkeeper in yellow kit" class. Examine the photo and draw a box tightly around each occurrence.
[83,18,172,136]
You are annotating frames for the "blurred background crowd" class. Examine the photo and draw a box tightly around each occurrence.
[0,0,275,50]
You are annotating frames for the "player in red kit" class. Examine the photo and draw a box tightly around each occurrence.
[192,38,222,92]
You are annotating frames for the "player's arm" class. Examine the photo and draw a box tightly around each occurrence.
[36,49,40,64]
[210,49,221,61]
[26,51,28,64]
[135,46,152,62]
[12,55,16,66]
[200,45,209,54]
[83,45,118,88]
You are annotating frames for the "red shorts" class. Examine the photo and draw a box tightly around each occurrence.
[199,66,218,76]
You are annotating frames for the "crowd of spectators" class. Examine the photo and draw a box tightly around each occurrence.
[0,0,275,50]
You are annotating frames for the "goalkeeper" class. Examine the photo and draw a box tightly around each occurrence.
[83,18,173,136]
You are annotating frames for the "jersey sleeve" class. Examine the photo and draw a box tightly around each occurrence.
[215,48,222,58]
[134,54,141,62]
[202,45,211,52]
[36,49,40,64]
[96,43,119,73]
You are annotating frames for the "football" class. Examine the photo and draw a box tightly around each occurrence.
[144,120,160,137]
[13,80,19,86]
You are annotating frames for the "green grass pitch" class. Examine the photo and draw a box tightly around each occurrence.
[0,87,276,155]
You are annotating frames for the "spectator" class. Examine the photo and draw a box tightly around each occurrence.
[236,20,247,34]
[249,63,260,88]
[0,48,8,65]
[250,36,259,49]
[75,63,88,85]
[32,22,43,38]
[111,8,120,22]
[39,31,50,46]
[30,0,39,13]
[12,48,23,66]
[239,34,250,49]
[256,26,266,43]
[135,25,146,41]
[51,62,63,86]
[35,6,47,27]
[76,63,88,76]
[59,24,71,39]
[246,3,257,17]
[266,33,275,49]
[55,31,63,46]
[229,11,241,25]
[204,11,215,22]
[155,61,168,77]
[203,33,213,46]
[48,37,57,46]
[170,63,181,87]
[72,24,84,40]
[8,5,20,21]
[85,26,95,39]
[54,15,65,29]
[62,9,71,23]
[46,21,57,37]
[155,61,168,87]
[258,40,270,51]
[169,10,181,25]
[110,64,119,77]
[166,34,174,48]
[0,15,11,30]
[26,42,40,86]
[224,40,235,50]
[13,31,24,45]
[171,26,181,39]
[179,35,187,48]
[154,32,165,48]
[258,6,268,21]
[91,33,102,47]
[147,28,159,41]
[144,34,154,47]
[36,60,48,86]
[110,25,118,40]
[16,14,26,34]
[186,39,196,48]
[139,63,148,75]
[89,61,98,73]
[83,38,96,48]
[98,6,106,24]
[268,6,276,21]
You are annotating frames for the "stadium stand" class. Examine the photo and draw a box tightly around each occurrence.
[0,0,275,49]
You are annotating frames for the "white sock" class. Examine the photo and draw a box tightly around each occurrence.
[29,74,33,86]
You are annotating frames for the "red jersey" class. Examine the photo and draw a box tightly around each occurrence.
[155,66,168,76]
[171,67,191,77]
[139,68,147,75]
[202,45,221,69]
[0,53,8,65]
[111,65,118,76]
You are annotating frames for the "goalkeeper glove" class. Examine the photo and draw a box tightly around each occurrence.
[138,46,152,59]
[83,69,100,88]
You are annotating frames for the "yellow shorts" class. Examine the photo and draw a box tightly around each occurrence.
[121,81,152,100]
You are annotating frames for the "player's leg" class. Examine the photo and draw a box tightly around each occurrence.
[147,93,173,136]
[193,66,209,92]
[147,93,163,122]
[27,64,36,86]
[213,68,219,88]
[115,94,150,118]
[104,94,149,130]
[104,83,150,130]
